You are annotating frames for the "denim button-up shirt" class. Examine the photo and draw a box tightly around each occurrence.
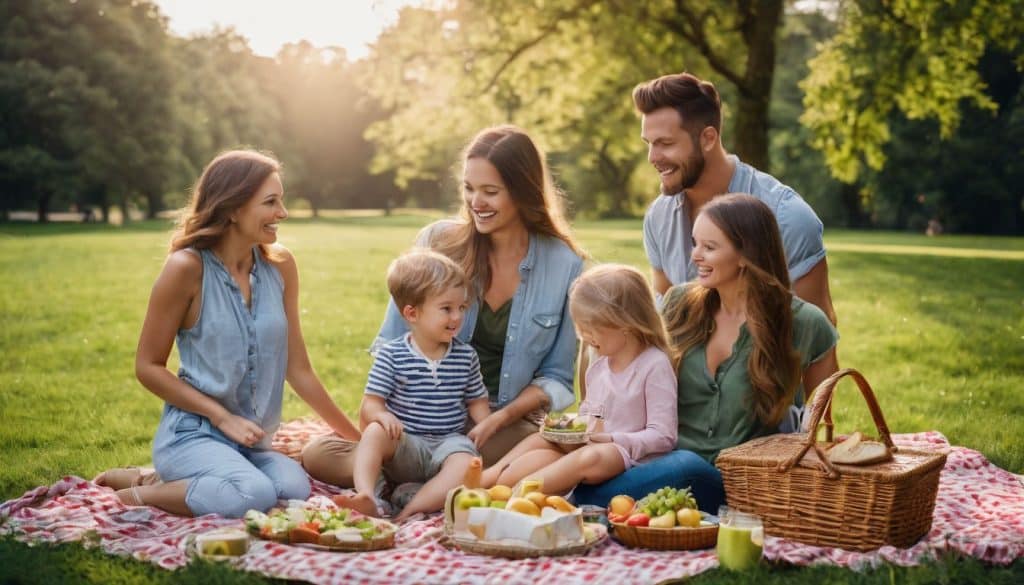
[371,221,583,412]
[154,247,288,454]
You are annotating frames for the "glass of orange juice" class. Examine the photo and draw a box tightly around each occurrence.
[715,505,764,570]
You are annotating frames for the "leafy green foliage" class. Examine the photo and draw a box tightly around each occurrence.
[1,0,178,220]
[359,0,792,217]
[0,0,390,221]
[802,0,1024,184]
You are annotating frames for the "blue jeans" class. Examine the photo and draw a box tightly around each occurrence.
[572,449,724,513]
[154,413,310,518]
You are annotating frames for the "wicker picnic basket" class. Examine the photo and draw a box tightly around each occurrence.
[715,368,947,551]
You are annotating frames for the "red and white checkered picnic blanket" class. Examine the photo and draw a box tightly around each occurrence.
[2,422,1022,584]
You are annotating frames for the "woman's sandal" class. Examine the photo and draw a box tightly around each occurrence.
[114,485,145,507]
[94,467,161,490]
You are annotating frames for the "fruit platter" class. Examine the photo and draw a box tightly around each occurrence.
[443,473,607,559]
[539,412,592,444]
[244,502,398,552]
[607,486,719,550]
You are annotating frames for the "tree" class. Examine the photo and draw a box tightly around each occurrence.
[768,9,858,226]
[801,0,1024,184]
[271,42,385,215]
[0,0,106,221]
[362,1,828,215]
[866,49,1023,233]
[170,29,283,209]
[0,0,180,222]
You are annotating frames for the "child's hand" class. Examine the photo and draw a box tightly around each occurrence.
[374,412,404,440]
[588,432,612,443]
[467,411,505,449]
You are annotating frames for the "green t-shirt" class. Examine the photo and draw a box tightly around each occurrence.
[667,287,838,463]
[472,299,512,403]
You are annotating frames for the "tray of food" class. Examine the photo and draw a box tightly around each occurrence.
[606,486,718,550]
[448,519,607,559]
[539,412,592,444]
[443,479,607,558]
[244,503,397,552]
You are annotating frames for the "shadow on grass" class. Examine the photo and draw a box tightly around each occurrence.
[682,554,1024,585]
[0,537,286,584]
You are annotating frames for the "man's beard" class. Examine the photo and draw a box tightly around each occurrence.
[661,150,705,196]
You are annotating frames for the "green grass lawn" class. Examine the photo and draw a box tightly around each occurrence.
[2,215,1022,584]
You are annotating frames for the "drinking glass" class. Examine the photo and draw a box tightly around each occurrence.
[715,505,764,570]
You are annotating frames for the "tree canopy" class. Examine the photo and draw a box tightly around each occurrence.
[1,0,1020,233]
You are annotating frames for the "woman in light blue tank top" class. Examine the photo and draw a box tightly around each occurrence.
[94,150,359,518]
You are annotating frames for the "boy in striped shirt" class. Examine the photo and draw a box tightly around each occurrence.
[336,249,490,521]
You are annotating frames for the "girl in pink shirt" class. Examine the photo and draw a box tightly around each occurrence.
[481,264,678,495]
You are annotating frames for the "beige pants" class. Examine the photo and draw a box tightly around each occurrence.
[301,417,539,488]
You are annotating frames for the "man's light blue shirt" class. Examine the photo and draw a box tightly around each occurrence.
[643,155,826,287]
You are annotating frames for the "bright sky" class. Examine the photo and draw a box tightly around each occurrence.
[153,0,418,60]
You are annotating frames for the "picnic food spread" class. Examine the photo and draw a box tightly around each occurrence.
[607,486,719,550]
[445,476,605,554]
[543,412,588,432]
[244,504,397,550]
[540,412,592,444]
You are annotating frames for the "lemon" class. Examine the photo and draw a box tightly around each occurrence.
[202,541,231,556]
[675,507,701,528]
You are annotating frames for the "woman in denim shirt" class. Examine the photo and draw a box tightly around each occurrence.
[303,126,586,487]
[94,151,360,517]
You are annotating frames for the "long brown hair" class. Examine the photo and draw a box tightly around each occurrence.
[569,264,669,355]
[170,150,281,258]
[662,194,800,427]
[432,125,584,293]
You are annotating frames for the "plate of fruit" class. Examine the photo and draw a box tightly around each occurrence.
[540,412,591,444]
[244,502,397,552]
[607,486,718,550]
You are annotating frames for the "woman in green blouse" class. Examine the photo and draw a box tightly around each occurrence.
[574,193,838,511]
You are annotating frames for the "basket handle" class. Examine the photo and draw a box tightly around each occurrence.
[778,368,896,478]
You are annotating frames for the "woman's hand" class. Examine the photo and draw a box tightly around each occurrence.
[588,432,612,443]
[213,412,266,448]
[467,410,508,449]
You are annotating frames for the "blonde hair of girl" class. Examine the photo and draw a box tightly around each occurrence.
[569,263,670,355]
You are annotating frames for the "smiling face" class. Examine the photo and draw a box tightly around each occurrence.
[691,213,744,290]
[232,172,287,245]
[641,107,706,195]
[404,284,469,349]
[462,157,523,235]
